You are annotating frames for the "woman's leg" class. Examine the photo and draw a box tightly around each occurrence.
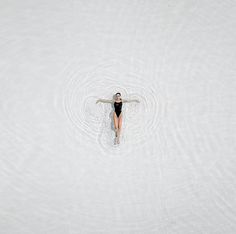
[113,112,118,137]
[117,113,122,141]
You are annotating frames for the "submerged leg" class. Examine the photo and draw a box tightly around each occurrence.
[117,114,122,144]
[113,112,118,137]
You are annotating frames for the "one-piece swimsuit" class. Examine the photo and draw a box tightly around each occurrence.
[114,101,122,117]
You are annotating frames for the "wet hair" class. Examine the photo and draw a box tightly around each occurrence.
[115,92,121,96]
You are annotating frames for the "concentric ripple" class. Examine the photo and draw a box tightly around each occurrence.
[56,55,167,155]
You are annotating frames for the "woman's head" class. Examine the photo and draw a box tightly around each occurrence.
[115,92,121,100]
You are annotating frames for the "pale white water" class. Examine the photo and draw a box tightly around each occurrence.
[0,0,236,233]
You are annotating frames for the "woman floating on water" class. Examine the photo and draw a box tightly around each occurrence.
[96,92,140,144]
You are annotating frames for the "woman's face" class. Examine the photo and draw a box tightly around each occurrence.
[116,93,121,100]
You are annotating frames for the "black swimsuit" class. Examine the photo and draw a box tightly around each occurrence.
[114,101,122,117]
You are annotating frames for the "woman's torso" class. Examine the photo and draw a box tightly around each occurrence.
[114,100,122,112]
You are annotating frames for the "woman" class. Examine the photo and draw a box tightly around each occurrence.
[96,92,140,144]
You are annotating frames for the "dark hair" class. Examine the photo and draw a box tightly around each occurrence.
[115,92,121,96]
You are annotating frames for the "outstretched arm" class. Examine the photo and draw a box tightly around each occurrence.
[123,99,140,103]
[96,99,113,104]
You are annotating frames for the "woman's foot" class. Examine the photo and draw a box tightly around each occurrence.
[117,137,120,144]
[114,137,119,145]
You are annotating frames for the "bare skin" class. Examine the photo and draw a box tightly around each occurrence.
[96,94,140,144]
